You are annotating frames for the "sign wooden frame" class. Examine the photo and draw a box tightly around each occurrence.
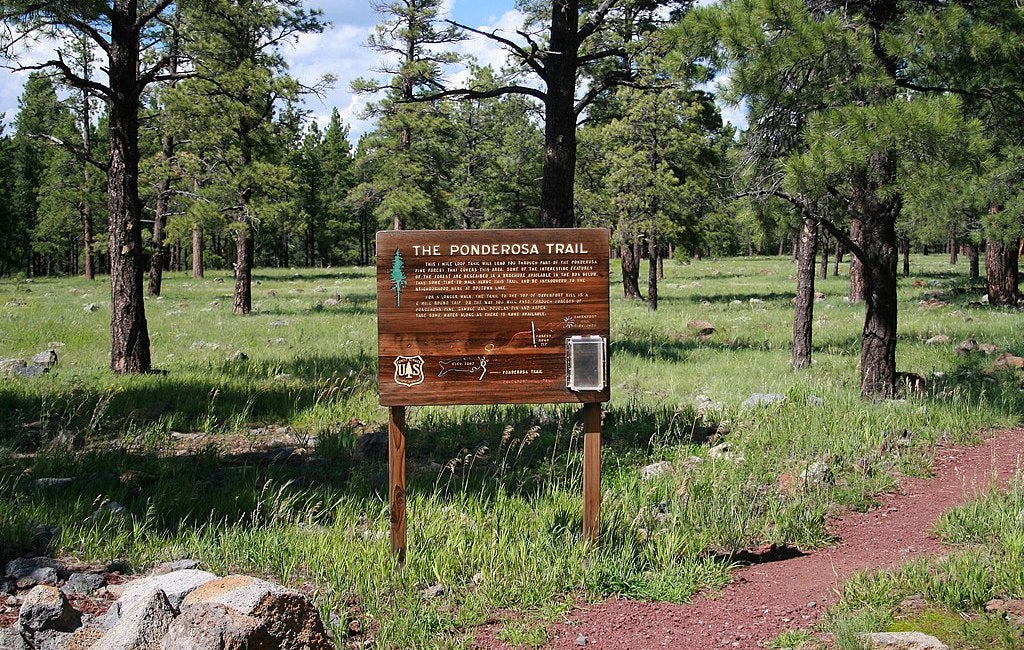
[376,228,610,565]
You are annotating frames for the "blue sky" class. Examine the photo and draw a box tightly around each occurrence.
[1,1,744,140]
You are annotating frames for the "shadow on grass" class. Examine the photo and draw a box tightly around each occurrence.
[0,352,378,447]
[0,400,718,561]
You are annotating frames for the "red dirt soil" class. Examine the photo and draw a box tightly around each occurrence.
[476,428,1024,650]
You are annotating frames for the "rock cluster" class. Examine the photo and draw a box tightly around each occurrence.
[0,559,331,650]
[0,350,58,379]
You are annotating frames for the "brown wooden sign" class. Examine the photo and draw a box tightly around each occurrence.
[377,228,610,406]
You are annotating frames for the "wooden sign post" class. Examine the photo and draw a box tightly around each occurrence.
[377,228,610,564]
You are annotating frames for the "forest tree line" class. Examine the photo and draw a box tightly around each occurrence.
[1,0,1022,399]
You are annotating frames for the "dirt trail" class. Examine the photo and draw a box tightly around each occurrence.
[480,428,1024,650]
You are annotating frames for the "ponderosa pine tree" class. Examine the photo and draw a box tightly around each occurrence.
[2,0,182,373]
[697,0,993,398]
[176,0,326,314]
[354,0,463,231]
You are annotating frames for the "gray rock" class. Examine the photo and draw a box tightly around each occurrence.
[322,298,340,308]
[10,364,45,378]
[955,339,978,355]
[18,585,81,632]
[227,351,248,362]
[153,559,199,576]
[640,461,672,480]
[0,627,30,650]
[709,442,734,460]
[742,393,787,409]
[31,629,73,650]
[161,603,273,650]
[925,335,950,345]
[421,584,445,599]
[58,626,105,650]
[181,576,332,650]
[694,394,724,418]
[352,431,388,463]
[800,461,831,486]
[0,359,26,376]
[575,633,588,646]
[31,350,58,368]
[1,581,14,596]
[113,569,217,616]
[62,573,105,595]
[93,589,176,650]
[83,303,99,312]
[5,558,63,588]
[806,396,825,407]
[860,631,948,649]
[31,478,73,491]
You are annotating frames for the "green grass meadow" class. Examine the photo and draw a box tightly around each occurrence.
[0,255,1022,647]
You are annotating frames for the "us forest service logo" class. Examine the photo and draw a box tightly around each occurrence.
[394,355,425,387]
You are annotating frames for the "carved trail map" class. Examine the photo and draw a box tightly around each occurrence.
[377,228,610,406]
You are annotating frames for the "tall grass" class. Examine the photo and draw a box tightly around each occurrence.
[0,256,1021,646]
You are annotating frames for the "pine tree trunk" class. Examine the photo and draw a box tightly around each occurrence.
[833,238,841,276]
[777,234,785,256]
[948,223,958,265]
[967,242,979,280]
[855,172,899,399]
[539,0,578,229]
[647,229,658,311]
[192,224,204,278]
[792,216,818,369]
[81,204,94,280]
[148,133,173,297]
[107,0,151,373]
[657,246,664,280]
[986,239,1020,306]
[233,224,253,314]
[620,241,642,299]
[848,220,866,302]
[819,229,829,279]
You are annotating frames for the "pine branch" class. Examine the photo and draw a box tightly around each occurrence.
[31,133,107,172]
[445,19,547,80]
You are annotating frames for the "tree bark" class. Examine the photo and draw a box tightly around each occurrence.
[833,238,841,276]
[967,241,979,280]
[848,219,865,302]
[620,240,642,299]
[539,0,578,228]
[233,224,253,314]
[191,223,204,278]
[901,236,910,277]
[657,246,664,280]
[948,222,958,265]
[986,239,1020,306]
[854,164,899,399]
[147,132,173,297]
[819,228,829,279]
[108,0,151,373]
[792,216,818,369]
[646,229,658,311]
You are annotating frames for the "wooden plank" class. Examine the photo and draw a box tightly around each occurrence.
[377,228,610,406]
[582,402,601,542]
[388,406,407,567]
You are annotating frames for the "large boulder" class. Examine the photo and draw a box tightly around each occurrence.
[60,626,105,650]
[160,603,274,650]
[182,576,331,650]
[17,585,80,633]
[92,589,177,650]
[110,569,217,618]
